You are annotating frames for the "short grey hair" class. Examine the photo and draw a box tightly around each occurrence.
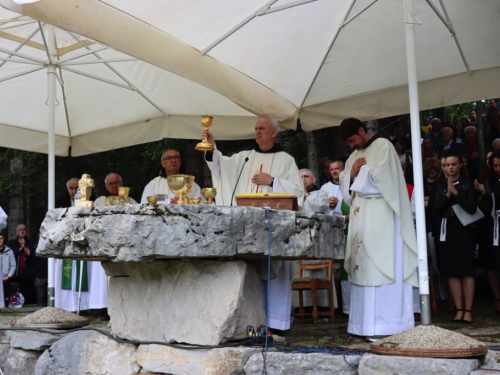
[16,224,26,231]
[330,160,344,168]
[492,139,500,148]
[299,168,316,179]
[66,178,79,189]
[464,126,476,133]
[258,115,279,132]
[104,173,122,185]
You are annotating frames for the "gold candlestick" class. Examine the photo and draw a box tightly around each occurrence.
[195,115,214,151]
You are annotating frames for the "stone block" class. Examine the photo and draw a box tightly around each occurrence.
[105,260,266,345]
[137,344,260,375]
[35,330,139,375]
[4,347,41,375]
[9,330,61,351]
[0,343,10,372]
[358,353,480,375]
[243,352,360,375]
[37,205,344,261]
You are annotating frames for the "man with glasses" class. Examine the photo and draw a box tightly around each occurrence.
[140,149,202,204]
[96,173,137,206]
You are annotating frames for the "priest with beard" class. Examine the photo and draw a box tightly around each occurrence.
[203,115,304,331]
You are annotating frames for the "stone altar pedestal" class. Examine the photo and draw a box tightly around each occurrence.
[38,204,344,345]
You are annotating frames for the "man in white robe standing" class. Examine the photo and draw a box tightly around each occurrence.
[141,149,202,204]
[203,115,304,330]
[321,160,352,315]
[55,178,91,313]
[94,172,137,320]
[338,118,418,341]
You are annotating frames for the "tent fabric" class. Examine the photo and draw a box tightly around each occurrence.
[0,0,499,155]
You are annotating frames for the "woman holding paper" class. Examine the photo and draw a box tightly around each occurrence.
[475,150,500,314]
[433,149,478,324]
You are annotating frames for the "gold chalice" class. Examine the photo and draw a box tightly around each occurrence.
[203,188,217,205]
[147,196,158,204]
[195,115,214,151]
[118,186,131,205]
[167,174,195,204]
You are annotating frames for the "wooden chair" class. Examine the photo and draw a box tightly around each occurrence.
[291,260,335,324]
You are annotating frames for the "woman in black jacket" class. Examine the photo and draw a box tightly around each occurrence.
[475,150,500,314]
[433,150,477,324]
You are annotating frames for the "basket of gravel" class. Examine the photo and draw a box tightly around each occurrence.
[370,325,488,358]
[10,307,90,330]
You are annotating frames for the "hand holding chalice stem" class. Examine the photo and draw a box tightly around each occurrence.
[195,115,214,152]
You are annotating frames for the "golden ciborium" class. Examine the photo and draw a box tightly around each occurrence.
[167,174,195,204]
[203,188,217,205]
[195,115,214,151]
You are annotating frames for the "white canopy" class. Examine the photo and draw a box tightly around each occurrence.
[1,0,498,149]
[0,7,257,156]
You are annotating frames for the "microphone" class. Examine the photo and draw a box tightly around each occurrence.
[231,157,249,206]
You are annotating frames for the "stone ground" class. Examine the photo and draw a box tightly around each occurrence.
[0,285,499,374]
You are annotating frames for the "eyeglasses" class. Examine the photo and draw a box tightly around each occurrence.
[301,175,312,178]
[106,181,121,186]
[162,156,181,161]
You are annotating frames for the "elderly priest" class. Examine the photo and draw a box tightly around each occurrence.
[141,149,202,204]
[203,115,304,331]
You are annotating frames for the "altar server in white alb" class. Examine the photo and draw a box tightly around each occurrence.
[203,115,304,330]
[141,149,202,204]
[338,118,418,340]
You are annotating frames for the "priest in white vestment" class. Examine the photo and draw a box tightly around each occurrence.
[203,115,304,330]
[55,178,92,312]
[292,169,339,310]
[338,118,418,340]
[320,160,352,314]
[141,149,202,204]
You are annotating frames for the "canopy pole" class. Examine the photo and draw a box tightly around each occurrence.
[47,25,56,307]
[404,0,430,324]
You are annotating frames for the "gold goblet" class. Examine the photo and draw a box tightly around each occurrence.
[195,115,214,151]
[203,188,217,205]
[147,196,158,204]
[118,186,131,205]
[167,175,195,204]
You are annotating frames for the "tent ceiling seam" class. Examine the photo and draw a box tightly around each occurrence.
[0,66,43,83]
[57,46,109,64]
[200,0,277,56]
[264,0,317,14]
[61,58,136,66]
[425,0,470,75]
[60,66,134,90]
[298,0,358,108]
[38,21,53,64]
[67,31,168,117]
[343,0,378,27]
[0,21,42,70]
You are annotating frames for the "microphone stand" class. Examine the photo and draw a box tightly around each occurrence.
[231,157,249,206]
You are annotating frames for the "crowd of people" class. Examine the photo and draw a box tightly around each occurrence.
[1,106,499,340]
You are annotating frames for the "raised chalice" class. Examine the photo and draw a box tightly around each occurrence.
[167,174,195,204]
[195,115,214,152]
[203,188,217,205]
[118,186,131,205]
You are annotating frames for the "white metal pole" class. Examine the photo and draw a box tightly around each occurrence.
[47,25,56,307]
[404,0,431,324]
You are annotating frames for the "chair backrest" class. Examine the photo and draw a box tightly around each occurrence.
[298,260,333,280]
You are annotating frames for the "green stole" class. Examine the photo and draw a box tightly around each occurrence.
[61,260,88,291]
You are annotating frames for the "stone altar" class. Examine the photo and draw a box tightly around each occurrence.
[38,204,344,345]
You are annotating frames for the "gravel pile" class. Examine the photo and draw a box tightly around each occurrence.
[10,307,89,326]
[371,325,485,350]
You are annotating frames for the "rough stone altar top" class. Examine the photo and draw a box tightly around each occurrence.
[37,204,344,262]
